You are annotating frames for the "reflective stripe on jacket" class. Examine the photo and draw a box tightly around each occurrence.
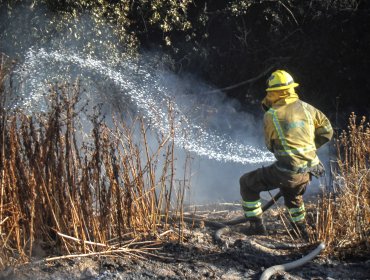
[263,91,333,172]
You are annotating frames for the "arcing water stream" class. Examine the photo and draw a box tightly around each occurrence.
[14,48,274,165]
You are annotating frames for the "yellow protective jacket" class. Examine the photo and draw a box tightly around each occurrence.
[262,89,333,173]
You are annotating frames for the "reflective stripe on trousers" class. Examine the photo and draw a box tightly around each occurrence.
[289,204,305,222]
[242,199,263,218]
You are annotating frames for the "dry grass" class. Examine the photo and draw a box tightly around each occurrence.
[0,54,189,268]
[315,113,369,258]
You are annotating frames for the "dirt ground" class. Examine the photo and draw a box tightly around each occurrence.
[1,202,369,280]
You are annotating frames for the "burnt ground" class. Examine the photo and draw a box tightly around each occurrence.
[1,202,369,280]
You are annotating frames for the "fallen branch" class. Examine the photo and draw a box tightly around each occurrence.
[204,65,275,93]
[31,232,163,265]
[0,217,8,225]
[57,232,161,252]
[57,232,110,248]
[218,202,241,207]
[278,0,299,26]
[183,210,230,215]
[34,248,145,264]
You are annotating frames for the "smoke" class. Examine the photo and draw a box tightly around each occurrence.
[156,72,270,203]
[1,2,276,203]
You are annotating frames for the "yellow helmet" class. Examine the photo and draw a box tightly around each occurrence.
[266,70,299,92]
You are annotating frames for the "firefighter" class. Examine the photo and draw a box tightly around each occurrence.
[239,70,333,239]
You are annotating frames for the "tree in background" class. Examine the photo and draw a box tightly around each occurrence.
[1,0,368,123]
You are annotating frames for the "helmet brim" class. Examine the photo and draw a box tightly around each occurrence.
[266,82,299,92]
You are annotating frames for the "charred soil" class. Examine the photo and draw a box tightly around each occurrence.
[1,203,369,280]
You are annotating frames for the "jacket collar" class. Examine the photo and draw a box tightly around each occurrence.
[262,89,299,110]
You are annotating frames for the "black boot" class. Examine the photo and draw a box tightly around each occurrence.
[245,216,267,235]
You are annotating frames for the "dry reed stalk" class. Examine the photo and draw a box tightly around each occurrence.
[0,67,189,268]
[0,130,4,239]
[315,113,369,258]
[166,103,176,231]
[140,120,157,233]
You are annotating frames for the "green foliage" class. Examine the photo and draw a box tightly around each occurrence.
[1,0,368,117]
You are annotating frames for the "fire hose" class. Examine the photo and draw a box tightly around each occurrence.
[259,242,325,280]
[182,191,325,279]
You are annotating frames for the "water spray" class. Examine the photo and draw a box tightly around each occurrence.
[14,48,275,166]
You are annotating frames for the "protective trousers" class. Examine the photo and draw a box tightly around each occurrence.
[239,163,310,222]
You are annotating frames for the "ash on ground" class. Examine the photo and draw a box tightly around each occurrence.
[1,202,369,280]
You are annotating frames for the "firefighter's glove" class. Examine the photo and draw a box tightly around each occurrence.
[308,162,325,178]
[314,135,329,149]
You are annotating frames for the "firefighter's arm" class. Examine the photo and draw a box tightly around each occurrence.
[313,108,333,149]
[264,113,276,152]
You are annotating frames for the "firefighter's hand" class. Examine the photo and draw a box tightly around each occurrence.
[309,162,325,178]
[314,134,331,149]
